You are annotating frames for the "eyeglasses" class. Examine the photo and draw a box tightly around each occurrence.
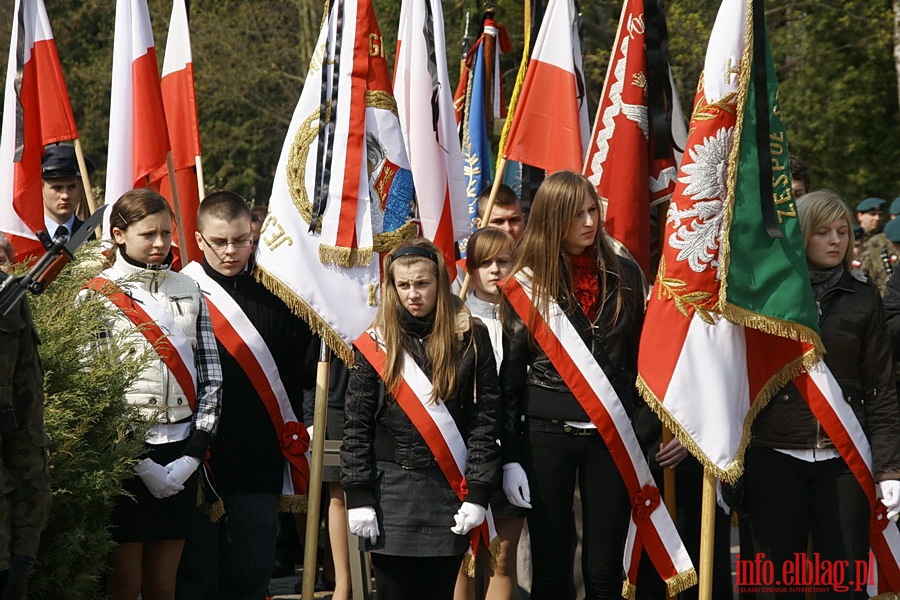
[200,233,255,250]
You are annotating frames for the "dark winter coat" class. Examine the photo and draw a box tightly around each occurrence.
[753,268,900,480]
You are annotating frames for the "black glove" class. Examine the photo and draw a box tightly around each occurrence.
[1,554,34,600]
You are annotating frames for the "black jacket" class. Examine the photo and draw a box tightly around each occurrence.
[499,256,645,462]
[341,317,500,509]
[753,268,900,480]
[201,261,317,493]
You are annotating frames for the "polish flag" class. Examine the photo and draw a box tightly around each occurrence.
[105,0,170,233]
[0,0,79,260]
[503,0,589,174]
[160,0,202,263]
[394,0,468,275]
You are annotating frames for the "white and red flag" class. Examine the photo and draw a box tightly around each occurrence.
[394,0,468,276]
[254,0,415,364]
[583,0,678,276]
[0,0,79,260]
[637,0,900,592]
[104,0,170,234]
[503,0,589,174]
[160,0,203,263]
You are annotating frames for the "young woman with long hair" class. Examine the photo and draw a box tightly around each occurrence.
[453,227,527,600]
[83,189,222,600]
[341,238,501,600]
[500,171,645,598]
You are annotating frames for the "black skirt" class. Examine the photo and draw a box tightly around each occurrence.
[362,461,469,557]
[111,439,198,543]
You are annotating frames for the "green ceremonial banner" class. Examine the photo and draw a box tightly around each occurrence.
[722,23,820,339]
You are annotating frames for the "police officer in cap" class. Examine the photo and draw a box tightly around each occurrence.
[41,143,95,239]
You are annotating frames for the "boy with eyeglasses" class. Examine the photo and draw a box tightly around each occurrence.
[176,191,316,599]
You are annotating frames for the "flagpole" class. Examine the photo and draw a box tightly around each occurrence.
[698,468,716,600]
[72,138,97,218]
[165,151,188,254]
[460,0,531,299]
[194,154,205,200]
[302,341,330,600]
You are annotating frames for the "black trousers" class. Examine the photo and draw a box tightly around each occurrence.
[744,447,870,600]
[370,553,463,600]
[523,422,631,600]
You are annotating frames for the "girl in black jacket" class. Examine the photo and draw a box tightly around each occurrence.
[746,190,900,599]
[500,171,645,599]
[341,239,500,600]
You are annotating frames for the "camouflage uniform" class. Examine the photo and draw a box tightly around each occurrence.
[0,279,51,573]
[858,232,893,296]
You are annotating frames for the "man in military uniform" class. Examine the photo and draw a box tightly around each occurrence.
[0,268,52,600]
[856,197,891,294]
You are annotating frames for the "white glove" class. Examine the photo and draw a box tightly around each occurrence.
[502,462,532,509]
[348,506,379,544]
[165,456,200,486]
[134,458,183,499]
[450,501,487,536]
[879,480,900,521]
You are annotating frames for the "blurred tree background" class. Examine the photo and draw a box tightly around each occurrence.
[1,0,898,205]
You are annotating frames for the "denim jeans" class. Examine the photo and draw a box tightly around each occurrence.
[176,492,280,600]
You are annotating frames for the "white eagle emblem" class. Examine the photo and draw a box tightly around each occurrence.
[667,127,733,273]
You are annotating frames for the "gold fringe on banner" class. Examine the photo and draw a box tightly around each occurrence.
[318,244,375,268]
[460,535,502,579]
[254,266,354,366]
[196,484,226,523]
[279,494,308,514]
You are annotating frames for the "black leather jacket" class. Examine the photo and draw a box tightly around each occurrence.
[341,317,500,509]
[499,257,645,462]
[753,268,900,480]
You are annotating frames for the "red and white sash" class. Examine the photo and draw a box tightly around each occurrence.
[793,363,900,596]
[86,272,198,410]
[503,273,696,597]
[182,262,310,497]
[354,330,498,563]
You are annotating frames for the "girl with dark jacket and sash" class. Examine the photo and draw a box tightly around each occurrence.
[746,190,900,600]
[341,239,501,600]
[500,171,646,598]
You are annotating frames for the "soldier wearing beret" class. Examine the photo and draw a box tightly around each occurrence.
[41,143,95,240]
[856,197,891,294]
[0,263,52,599]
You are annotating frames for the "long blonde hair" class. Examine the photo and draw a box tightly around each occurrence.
[511,170,624,325]
[376,239,469,402]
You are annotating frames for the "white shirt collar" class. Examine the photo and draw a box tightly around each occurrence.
[43,213,76,237]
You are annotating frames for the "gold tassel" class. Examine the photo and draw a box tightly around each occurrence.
[279,494,308,514]
[665,568,699,596]
[621,579,636,600]
[460,552,476,579]
[318,243,375,268]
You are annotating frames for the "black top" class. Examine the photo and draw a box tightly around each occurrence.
[202,261,316,494]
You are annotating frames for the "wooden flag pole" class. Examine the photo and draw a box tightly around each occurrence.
[662,428,677,517]
[301,342,331,599]
[165,151,189,255]
[72,138,103,239]
[195,154,205,200]
[72,138,97,216]
[698,468,717,600]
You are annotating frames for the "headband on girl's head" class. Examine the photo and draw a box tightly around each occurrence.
[390,246,438,264]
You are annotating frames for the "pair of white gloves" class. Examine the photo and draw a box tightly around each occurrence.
[134,456,200,499]
[347,462,533,544]
[879,480,900,521]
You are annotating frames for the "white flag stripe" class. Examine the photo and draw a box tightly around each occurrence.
[161,0,192,76]
[703,0,746,102]
[666,315,750,471]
